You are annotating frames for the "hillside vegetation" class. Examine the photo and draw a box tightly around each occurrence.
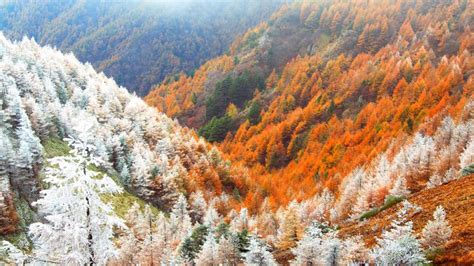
[0,0,473,264]
[146,0,473,208]
[0,33,247,236]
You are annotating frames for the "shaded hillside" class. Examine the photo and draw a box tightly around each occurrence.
[0,0,286,95]
[339,175,474,264]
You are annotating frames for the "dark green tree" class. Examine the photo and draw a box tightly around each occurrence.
[198,115,235,142]
[235,229,250,253]
[179,225,209,262]
[247,101,261,125]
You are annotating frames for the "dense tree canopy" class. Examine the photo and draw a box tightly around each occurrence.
[1,0,473,264]
[146,0,474,210]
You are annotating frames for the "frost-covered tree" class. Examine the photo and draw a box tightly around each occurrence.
[149,154,181,210]
[153,212,174,263]
[189,190,207,224]
[339,236,368,265]
[389,176,410,198]
[216,235,241,265]
[118,203,162,265]
[2,86,42,177]
[426,173,443,188]
[0,130,12,176]
[0,240,26,264]
[334,168,364,221]
[244,237,276,266]
[230,207,249,232]
[131,143,154,195]
[116,232,140,265]
[195,231,219,265]
[427,167,458,188]
[371,201,427,265]
[310,188,335,222]
[421,206,452,249]
[26,98,57,140]
[170,194,192,242]
[460,139,474,170]
[406,134,436,174]
[291,222,340,265]
[203,201,222,228]
[15,125,42,170]
[28,138,124,265]
[323,236,341,266]
[119,164,131,187]
[352,155,392,217]
[155,136,175,157]
[256,198,278,242]
[434,117,456,147]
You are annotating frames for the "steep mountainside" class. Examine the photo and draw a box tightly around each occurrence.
[0,0,286,95]
[0,33,248,241]
[146,0,473,208]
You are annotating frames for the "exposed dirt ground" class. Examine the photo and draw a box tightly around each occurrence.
[339,174,474,264]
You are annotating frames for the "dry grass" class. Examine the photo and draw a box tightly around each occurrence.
[339,174,474,264]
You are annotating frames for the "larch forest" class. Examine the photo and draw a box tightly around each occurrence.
[0,0,473,265]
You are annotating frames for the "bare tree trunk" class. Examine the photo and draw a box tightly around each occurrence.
[149,214,154,266]
[86,196,94,266]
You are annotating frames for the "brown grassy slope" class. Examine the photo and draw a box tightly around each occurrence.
[339,175,474,264]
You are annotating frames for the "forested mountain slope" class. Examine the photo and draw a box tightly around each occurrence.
[146,0,473,208]
[144,1,474,261]
[0,9,473,264]
[0,0,286,95]
[0,33,249,247]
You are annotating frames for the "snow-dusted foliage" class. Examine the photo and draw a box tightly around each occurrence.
[244,237,277,266]
[0,33,237,214]
[0,33,257,265]
[203,200,222,228]
[216,235,241,265]
[333,168,364,220]
[291,222,369,265]
[230,207,249,232]
[0,240,27,264]
[189,190,207,224]
[0,27,470,265]
[117,203,167,265]
[170,194,193,242]
[195,231,219,265]
[339,236,369,265]
[325,110,474,221]
[371,201,427,265]
[351,155,393,217]
[0,73,43,230]
[28,138,124,265]
[421,205,452,249]
[291,222,340,265]
[460,139,474,169]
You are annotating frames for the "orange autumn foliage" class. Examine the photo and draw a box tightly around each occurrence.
[146,0,474,213]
